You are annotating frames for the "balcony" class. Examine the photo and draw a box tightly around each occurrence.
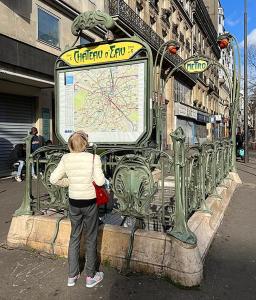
[185,40,190,51]
[108,0,197,83]
[173,0,193,27]
[161,8,171,27]
[193,0,220,59]
[179,32,185,44]
[172,23,178,36]
[149,0,159,13]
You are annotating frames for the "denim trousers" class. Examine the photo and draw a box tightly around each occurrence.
[68,202,99,278]
[17,160,25,176]
[17,161,35,177]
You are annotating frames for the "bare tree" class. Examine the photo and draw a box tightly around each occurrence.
[248,45,256,91]
[248,46,256,142]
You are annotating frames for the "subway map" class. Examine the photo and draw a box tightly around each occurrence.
[58,61,146,143]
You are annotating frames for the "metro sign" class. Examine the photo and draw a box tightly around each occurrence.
[184,59,209,74]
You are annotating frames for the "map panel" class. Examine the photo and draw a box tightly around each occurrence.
[58,61,146,144]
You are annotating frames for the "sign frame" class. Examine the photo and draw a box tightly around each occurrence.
[184,59,209,74]
[54,37,153,148]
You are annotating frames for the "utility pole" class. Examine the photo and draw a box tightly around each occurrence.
[244,0,249,162]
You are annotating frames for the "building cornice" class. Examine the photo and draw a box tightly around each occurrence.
[194,0,220,59]
[109,0,197,85]
[173,0,193,28]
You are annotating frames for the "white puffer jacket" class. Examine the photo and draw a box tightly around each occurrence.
[49,152,105,200]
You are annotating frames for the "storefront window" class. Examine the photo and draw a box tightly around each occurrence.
[174,79,191,104]
[38,8,59,48]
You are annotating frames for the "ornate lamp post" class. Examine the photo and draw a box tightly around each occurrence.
[153,40,180,150]
[155,32,240,172]
[217,32,241,171]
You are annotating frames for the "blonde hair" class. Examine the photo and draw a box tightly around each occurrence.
[68,131,89,152]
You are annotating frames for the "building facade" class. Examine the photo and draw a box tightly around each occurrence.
[114,0,225,145]
[0,0,104,176]
[0,0,230,176]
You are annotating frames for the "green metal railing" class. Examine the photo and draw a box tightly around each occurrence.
[15,128,233,247]
[14,10,237,248]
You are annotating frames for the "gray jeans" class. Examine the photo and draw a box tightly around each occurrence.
[68,202,99,278]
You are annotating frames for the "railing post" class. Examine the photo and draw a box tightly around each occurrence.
[167,127,197,245]
[15,134,33,216]
[199,145,211,213]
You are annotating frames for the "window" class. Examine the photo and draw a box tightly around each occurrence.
[135,1,143,16]
[174,80,191,104]
[80,36,92,45]
[38,8,59,48]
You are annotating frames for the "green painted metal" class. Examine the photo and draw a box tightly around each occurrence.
[112,155,157,219]
[167,127,197,245]
[16,12,239,248]
[54,36,154,148]
[14,134,33,216]
[71,10,115,36]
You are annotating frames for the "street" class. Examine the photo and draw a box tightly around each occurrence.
[0,157,256,300]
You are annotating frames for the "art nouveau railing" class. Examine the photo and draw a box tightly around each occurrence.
[15,128,233,245]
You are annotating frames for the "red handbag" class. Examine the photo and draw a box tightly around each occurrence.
[93,181,109,206]
[92,155,109,206]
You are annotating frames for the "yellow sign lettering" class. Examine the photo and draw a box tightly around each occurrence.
[184,59,209,73]
[60,41,143,66]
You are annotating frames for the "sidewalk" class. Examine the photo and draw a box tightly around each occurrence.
[0,158,256,299]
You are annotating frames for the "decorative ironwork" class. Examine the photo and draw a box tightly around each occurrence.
[108,0,196,82]
[71,10,115,36]
[173,0,193,27]
[112,155,157,218]
[185,40,191,52]
[179,32,185,44]
[161,8,171,27]
[15,10,239,250]
[193,0,220,59]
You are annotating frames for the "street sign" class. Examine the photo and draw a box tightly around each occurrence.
[184,59,209,74]
[175,103,197,120]
[60,41,143,67]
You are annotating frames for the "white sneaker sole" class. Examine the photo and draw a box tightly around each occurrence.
[86,277,103,288]
[67,274,80,287]
[67,282,76,287]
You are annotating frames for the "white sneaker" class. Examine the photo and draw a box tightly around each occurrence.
[86,272,104,288]
[15,176,22,182]
[67,274,80,287]
[32,175,37,180]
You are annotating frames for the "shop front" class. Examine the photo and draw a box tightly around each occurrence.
[175,102,197,145]
[194,112,209,144]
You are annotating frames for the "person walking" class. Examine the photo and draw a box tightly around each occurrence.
[49,131,105,288]
[10,143,26,182]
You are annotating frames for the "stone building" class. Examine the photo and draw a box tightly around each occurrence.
[0,0,104,176]
[0,0,230,175]
[116,0,224,145]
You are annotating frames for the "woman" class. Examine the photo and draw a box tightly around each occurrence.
[50,131,105,288]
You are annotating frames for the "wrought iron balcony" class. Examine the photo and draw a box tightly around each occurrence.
[149,0,159,12]
[173,0,193,27]
[172,23,178,36]
[179,32,185,44]
[108,1,182,65]
[108,0,197,83]
[161,8,171,27]
[193,0,220,59]
[185,40,191,52]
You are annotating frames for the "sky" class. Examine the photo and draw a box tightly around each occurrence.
[221,0,256,47]
[221,0,255,88]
